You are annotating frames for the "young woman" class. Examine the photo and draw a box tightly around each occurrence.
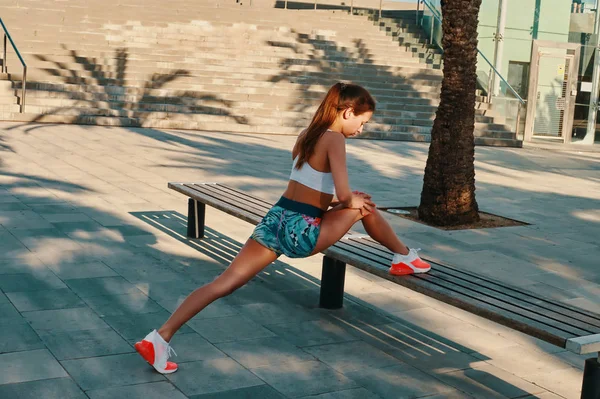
[135,82,431,374]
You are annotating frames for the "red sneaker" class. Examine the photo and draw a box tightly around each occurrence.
[390,248,431,276]
[134,330,178,374]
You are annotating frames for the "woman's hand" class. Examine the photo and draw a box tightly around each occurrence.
[349,192,376,216]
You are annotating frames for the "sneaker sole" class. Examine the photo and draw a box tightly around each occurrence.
[389,263,431,276]
[135,342,178,374]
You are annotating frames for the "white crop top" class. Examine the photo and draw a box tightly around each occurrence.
[290,156,335,195]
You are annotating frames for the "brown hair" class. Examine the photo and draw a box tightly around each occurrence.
[296,82,375,169]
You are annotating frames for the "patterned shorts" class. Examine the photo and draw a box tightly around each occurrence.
[250,197,323,258]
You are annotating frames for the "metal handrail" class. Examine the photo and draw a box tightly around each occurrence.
[419,0,525,105]
[0,18,26,113]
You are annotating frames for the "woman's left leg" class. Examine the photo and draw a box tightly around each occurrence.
[360,207,430,275]
[360,208,409,255]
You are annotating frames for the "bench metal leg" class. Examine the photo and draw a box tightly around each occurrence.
[581,356,600,399]
[319,256,346,309]
[187,199,205,239]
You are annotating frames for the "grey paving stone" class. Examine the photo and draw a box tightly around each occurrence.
[0,202,30,211]
[87,381,188,399]
[81,291,163,317]
[65,276,144,298]
[166,357,264,396]
[264,319,358,347]
[188,314,276,343]
[319,300,396,326]
[233,300,321,325]
[39,327,134,360]
[216,337,315,369]
[189,384,286,399]
[0,271,67,293]
[29,204,80,214]
[62,353,165,391]
[0,377,87,399]
[390,307,467,332]
[103,310,193,340]
[302,341,402,373]
[167,332,227,363]
[0,302,21,321]
[0,211,55,229]
[299,388,383,399]
[435,364,547,398]
[52,220,107,234]
[24,307,110,333]
[0,292,8,305]
[42,213,95,223]
[0,321,45,354]
[114,264,190,285]
[251,360,359,397]
[0,349,68,385]
[47,261,118,280]
[6,288,85,312]
[0,258,48,275]
[345,363,457,399]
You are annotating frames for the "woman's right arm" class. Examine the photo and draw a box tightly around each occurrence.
[327,134,374,212]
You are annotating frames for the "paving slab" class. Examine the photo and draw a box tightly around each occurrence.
[6,288,85,312]
[165,357,264,396]
[0,377,87,399]
[87,381,188,399]
[38,327,134,360]
[250,360,359,397]
[61,353,165,391]
[0,349,68,385]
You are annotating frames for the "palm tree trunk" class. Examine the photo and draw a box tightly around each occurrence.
[418,0,482,226]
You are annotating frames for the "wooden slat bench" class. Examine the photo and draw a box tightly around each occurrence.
[169,182,600,398]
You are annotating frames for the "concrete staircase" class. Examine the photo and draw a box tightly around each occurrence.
[0,0,521,146]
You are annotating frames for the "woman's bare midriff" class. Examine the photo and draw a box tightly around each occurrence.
[282,131,336,211]
[281,181,333,212]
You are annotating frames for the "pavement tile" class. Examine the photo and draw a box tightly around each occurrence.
[47,260,118,280]
[87,381,188,399]
[0,377,87,399]
[522,366,583,399]
[251,360,359,397]
[0,302,22,321]
[65,276,144,298]
[167,332,227,363]
[6,288,85,312]
[188,314,276,343]
[24,307,110,333]
[298,388,383,399]
[232,300,321,325]
[435,364,547,398]
[61,353,165,391]
[166,357,264,396]
[302,341,401,373]
[216,336,315,369]
[0,271,67,293]
[81,291,163,317]
[0,321,45,354]
[188,384,286,399]
[345,363,457,399]
[39,327,134,360]
[0,258,48,275]
[0,349,68,385]
[472,345,575,377]
[264,319,358,347]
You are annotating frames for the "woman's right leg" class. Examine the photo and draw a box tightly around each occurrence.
[311,205,364,255]
[157,238,278,342]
